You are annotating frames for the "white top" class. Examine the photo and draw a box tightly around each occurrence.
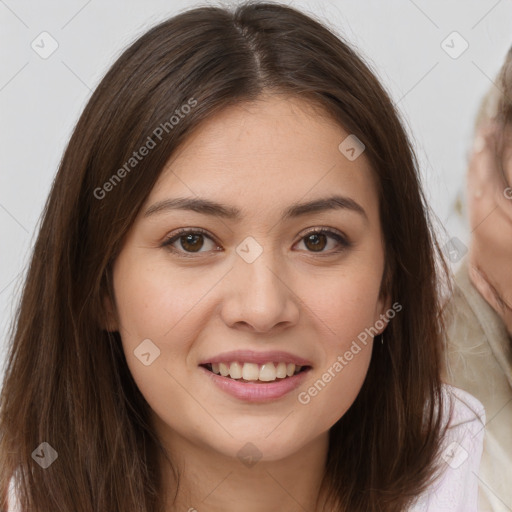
[408,384,486,511]
[7,384,485,512]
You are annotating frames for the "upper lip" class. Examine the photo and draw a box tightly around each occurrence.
[199,350,313,367]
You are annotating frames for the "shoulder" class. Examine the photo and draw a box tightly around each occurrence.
[442,383,486,427]
[439,384,486,475]
[408,384,486,512]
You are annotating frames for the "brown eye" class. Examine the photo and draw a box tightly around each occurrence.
[162,228,219,257]
[297,229,351,254]
[304,232,328,252]
[178,233,204,252]
[162,227,351,258]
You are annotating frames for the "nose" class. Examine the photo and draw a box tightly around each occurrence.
[219,248,300,334]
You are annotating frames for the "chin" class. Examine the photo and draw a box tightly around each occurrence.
[210,427,314,463]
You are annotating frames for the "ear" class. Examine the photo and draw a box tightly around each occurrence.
[375,290,393,335]
[375,265,393,334]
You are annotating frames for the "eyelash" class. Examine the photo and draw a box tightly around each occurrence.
[161,227,352,258]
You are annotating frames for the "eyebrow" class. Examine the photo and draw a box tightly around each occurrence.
[143,194,368,222]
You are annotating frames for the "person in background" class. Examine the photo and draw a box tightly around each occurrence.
[443,46,512,512]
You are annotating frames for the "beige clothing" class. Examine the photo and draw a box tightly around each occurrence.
[443,258,512,512]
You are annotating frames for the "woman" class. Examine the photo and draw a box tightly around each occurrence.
[0,2,484,511]
[443,46,512,512]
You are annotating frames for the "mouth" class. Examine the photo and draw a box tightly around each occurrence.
[200,361,312,383]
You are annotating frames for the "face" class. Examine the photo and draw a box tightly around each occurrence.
[107,94,390,464]
[468,122,512,335]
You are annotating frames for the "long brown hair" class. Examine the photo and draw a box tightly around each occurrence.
[0,2,451,511]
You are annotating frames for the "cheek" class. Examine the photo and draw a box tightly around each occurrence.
[326,284,380,327]
[111,255,210,439]
[294,267,381,425]
[296,329,373,437]
[112,253,212,342]
[111,254,226,399]
[303,261,385,339]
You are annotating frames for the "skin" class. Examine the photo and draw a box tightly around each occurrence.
[105,94,391,512]
[467,121,512,336]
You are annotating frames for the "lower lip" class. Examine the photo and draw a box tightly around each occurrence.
[199,366,311,403]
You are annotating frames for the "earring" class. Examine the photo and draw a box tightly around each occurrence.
[381,332,384,344]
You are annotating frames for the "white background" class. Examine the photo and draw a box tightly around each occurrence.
[1,0,511,380]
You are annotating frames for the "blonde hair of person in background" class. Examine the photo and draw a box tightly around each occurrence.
[442,46,512,512]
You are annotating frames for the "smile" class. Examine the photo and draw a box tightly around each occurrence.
[201,361,310,382]
[198,350,313,402]
[199,363,312,403]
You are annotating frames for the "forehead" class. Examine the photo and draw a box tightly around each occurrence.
[145,94,380,220]
[168,94,358,162]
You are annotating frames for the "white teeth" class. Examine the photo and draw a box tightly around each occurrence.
[219,362,229,377]
[229,362,243,379]
[242,363,260,381]
[259,362,277,382]
[276,362,287,378]
[208,361,305,381]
